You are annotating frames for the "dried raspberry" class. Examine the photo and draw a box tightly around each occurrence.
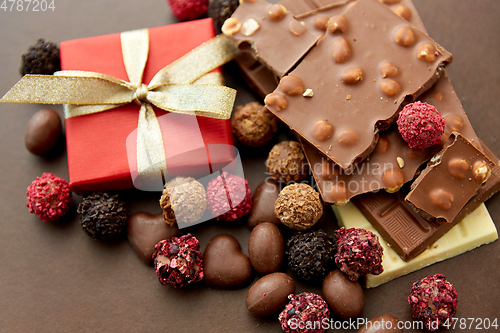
[153,234,204,288]
[20,39,60,76]
[334,227,384,281]
[408,274,457,331]
[207,171,252,222]
[397,101,445,149]
[279,292,330,333]
[167,0,208,21]
[26,173,72,222]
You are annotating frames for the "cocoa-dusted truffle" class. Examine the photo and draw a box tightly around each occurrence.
[26,173,72,222]
[408,274,457,331]
[207,171,252,222]
[232,101,278,147]
[77,192,127,241]
[278,292,330,333]
[287,230,336,281]
[266,141,308,183]
[274,183,323,230]
[334,227,384,281]
[397,101,445,149]
[153,233,203,288]
[20,39,60,76]
[160,176,207,225]
[208,0,239,30]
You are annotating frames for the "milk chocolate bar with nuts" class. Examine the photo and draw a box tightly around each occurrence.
[265,0,452,173]
[303,71,482,205]
[351,138,500,261]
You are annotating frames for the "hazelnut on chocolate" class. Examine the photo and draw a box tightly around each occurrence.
[232,101,278,147]
[160,176,207,225]
[274,183,323,230]
[266,141,309,183]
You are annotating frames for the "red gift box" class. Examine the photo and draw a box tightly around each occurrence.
[59,18,235,194]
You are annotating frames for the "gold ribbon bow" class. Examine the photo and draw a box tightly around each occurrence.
[1,30,240,181]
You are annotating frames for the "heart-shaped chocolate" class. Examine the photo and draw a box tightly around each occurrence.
[203,234,252,288]
[127,212,180,265]
[247,179,282,229]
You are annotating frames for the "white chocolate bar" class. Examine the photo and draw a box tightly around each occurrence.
[332,203,498,288]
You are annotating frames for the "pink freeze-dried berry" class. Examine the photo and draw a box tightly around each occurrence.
[153,233,203,288]
[408,274,457,331]
[167,0,208,21]
[207,171,252,222]
[26,172,72,222]
[334,227,384,281]
[397,101,445,150]
[279,292,330,333]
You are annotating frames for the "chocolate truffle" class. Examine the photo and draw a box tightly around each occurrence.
[334,227,384,281]
[20,39,60,76]
[26,172,72,222]
[275,183,323,230]
[207,171,252,222]
[153,233,203,288]
[287,230,336,281]
[266,141,309,183]
[397,101,445,149]
[408,274,457,331]
[77,192,127,241]
[159,176,207,225]
[232,101,278,147]
[208,0,239,30]
[278,292,330,333]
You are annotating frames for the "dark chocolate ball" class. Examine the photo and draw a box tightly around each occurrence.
[20,39,60,76]
[208,0,240,30]
[287,230,336,282]
[77,192,127,241]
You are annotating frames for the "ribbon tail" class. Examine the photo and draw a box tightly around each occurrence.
[148,34,241,88]
[147,84,237,120]
[136,103,168,188]
[0,74,134,105]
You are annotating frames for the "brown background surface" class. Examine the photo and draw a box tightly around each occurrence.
[0,0,499,332]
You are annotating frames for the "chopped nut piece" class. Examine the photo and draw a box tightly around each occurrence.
[241,18,260,36]
[222,18,242,36]
[396,157,405,169]
[303,88,314,97]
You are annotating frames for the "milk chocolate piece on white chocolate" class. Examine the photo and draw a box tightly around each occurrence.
[333,202,498,288]
[406,133,494,223]
[265,0,452,173]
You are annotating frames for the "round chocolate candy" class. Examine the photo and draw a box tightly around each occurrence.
[266,141,308,183]
[231,101,277,147]
[24,108,62,156]
[159,176,207,225]
[248,222,284,275]
[275,183,323,230]
[322,270,364,319]
[246,272,295,317]
[358,314,402,333]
